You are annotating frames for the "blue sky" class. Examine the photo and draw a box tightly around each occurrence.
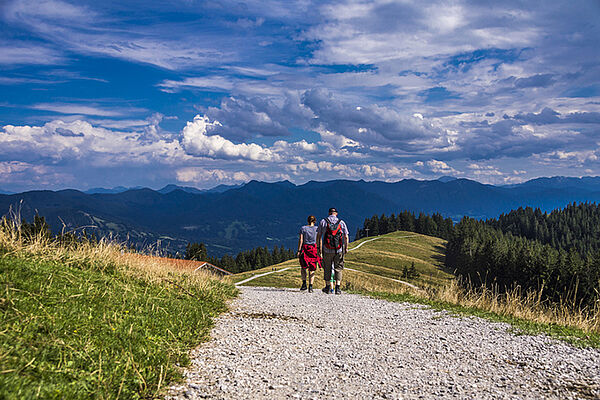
[1,0,599,192]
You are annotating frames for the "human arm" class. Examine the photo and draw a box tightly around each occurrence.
[344,233,349,254]
[297,231,303,256]
[316,219,324,258]
[342,221,350,254]
[316,232,322,258]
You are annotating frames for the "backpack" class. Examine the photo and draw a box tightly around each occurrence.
[324,219,343,250]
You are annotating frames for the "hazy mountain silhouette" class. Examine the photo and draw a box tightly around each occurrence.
[2,177,600,256]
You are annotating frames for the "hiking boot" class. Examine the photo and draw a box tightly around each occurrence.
[322,286,330,294]
[335,285,341,295]
[329,287,334,294]
[300,281,307,291]
[308,284,313,293]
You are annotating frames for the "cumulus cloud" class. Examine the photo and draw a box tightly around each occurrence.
[176,167,289,185]
[467,163,502,176]
[203,93,314,140]
[544,150,599,164]
[302,88,451,151]
[181,115,280,161]
[0,119,186,166]
[513,108,600,125]
[286,161,413,181]
[414,159,460,176]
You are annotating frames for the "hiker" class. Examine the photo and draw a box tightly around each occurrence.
[317,207,349,295]
[297,215,321,293]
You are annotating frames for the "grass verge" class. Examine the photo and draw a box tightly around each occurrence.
[353,289,600,348]
[0,218,237,399]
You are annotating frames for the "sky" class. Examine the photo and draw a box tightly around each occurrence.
[1,0,599,192]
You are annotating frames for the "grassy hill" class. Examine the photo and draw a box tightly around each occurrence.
[228,231,452,292]
[0,220,236,399]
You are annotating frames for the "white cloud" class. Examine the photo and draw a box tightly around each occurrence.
[305,1,538,66]
[0,42,64,65]
[3,0,231,70]
[272,139,319,153]
[157,76,235,93]
[0,160,73,186]
[545,150,599,164]
[317,128,359,148]
[286,161,413,181]
[182,115,280,161]
[468,163,503,176]
[176,167,289,185]
[0,161,32,175]
[0,119,187,166]
[417,159,460,175]
[30,103,146,117]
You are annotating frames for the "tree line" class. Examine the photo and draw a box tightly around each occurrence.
[486,203,600,257]
[184,242,295,274]
[356,210,454,240]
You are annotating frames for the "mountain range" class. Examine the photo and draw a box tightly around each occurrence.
[2,176,600,256]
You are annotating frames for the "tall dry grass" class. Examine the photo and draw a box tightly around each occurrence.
[343,266,600,334]
[0,212,218,291]
[432,279,600,334]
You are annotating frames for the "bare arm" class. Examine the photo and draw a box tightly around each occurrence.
[344,234,349,254]
[316,232,322,257]
[297,233,303,255]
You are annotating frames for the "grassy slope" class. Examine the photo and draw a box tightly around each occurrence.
[0,250,236,399]
[229,231,600,347]
[229,231,451,290]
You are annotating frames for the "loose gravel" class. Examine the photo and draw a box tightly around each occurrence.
[167,287,600,400]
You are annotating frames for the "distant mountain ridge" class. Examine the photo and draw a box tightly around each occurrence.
[2,176,600,256]
[84,183,242,195]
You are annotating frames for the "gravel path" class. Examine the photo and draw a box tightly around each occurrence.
[167,287,600,400]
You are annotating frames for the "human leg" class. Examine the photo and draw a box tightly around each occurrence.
[333,252,344,294]
[300,267,307,290]
[322,252,334,292]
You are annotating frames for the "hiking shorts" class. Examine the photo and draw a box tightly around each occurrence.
[323,251,344,282]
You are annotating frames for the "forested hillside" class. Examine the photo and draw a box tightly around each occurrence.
[361,204,600,308]
[487,203,600,256]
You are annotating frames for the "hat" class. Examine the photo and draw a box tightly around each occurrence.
[328,207,337,213]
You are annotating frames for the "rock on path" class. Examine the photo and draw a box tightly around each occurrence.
[167,287,600,399]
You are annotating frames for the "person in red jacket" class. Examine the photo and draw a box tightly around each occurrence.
[297,215,321,292]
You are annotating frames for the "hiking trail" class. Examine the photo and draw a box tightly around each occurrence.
[167,286,600,399]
